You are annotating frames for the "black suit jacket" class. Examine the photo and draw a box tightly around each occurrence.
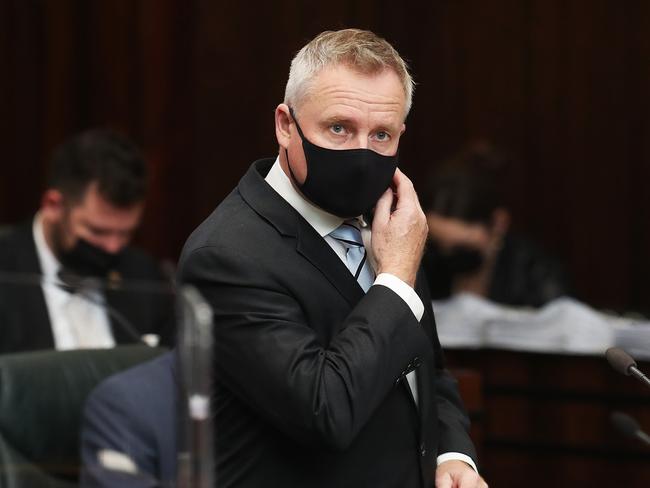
[178,159,476,488]
[0,221,175,353]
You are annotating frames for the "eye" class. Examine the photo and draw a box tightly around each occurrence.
[330,124,346,135]
[374,131,390,142]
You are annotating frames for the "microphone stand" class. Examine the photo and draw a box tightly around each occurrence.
[176,285,215,488]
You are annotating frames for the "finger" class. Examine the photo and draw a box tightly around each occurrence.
[393,168,418,208]
[435,472,453,488]
[373,187,394,226]
[457,470,481,488]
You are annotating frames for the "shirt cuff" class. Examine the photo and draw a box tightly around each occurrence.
[437,452,478,474]
[373,273,424,321]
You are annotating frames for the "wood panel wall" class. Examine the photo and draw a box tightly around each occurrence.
[1,0,649,311]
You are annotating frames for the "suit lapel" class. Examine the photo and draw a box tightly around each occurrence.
[11,223,56,350]
[20,281,55,350]
[295,220,364,306]
[239,159,364,306]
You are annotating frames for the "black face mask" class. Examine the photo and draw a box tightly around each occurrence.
[286,108,399,218]
[441,246,484,275]
[423,243,485,299]
[58,238,122,279]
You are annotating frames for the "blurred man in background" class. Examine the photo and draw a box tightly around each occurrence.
[421,142,570,307]
[0,129,174,353]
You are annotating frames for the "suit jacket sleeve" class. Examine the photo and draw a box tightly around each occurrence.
[179,243,434,451]
[80,379,160,488]
[416,268,477,462]
[435,370,476,459]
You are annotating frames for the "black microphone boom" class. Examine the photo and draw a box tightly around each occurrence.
[605,347,650,389]
[56,272,147,346]
[610,411,650,447]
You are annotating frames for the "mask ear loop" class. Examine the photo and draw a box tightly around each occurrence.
[288,107,308,140]
[285,106,306,186]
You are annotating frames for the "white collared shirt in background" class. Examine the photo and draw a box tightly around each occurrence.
[32,213,115,350]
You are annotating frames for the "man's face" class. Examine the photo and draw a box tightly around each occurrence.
[44,182,144,256]
[277,64,407,184]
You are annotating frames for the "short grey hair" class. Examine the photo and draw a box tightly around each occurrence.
[284,29,414,117]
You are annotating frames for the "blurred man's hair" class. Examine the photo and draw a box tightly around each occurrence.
[48,129,147,207]
[422,141,509,224]
[284,28,414,117]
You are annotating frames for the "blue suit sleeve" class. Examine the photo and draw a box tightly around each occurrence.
[80,377,161,488]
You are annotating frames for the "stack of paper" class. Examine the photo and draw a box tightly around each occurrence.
[433,294,617,355]
[612,320,650,361]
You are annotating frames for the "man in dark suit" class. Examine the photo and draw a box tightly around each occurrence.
[0,129,174,353]
[178,29,486,487]
[80,351,178,488]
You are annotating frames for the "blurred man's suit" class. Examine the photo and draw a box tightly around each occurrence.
[178,159,476,488]
[80,351,177,488]
[0,221,174,353]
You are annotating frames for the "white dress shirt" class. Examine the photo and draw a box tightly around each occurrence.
[33,213,115,350]
[264,158,477,472]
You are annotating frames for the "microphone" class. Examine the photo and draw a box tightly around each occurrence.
[605,347,650,389]
[610,411,650,447]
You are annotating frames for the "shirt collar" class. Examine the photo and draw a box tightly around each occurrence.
[264,157,343,237]
[33,212,62,281]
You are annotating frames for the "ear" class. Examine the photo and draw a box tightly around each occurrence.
[275,104,292,150]
[40,189,64,220]
[491,207,511,238]
[400,122,406,136]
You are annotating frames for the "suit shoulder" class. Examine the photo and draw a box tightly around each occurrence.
[0,222,39,272]
[179,188,281,266]
[0,223,33,258]
[88,352,175,410]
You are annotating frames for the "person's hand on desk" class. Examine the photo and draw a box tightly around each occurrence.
[436,460,488,488]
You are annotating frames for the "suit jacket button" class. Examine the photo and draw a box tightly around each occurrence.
[395,377,401,385]
[420,443,426,457]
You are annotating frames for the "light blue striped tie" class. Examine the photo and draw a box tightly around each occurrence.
[329,220,375,292]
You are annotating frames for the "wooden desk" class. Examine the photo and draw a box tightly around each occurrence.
[447,349,650,487]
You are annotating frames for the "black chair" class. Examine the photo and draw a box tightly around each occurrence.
[0,345,166,488]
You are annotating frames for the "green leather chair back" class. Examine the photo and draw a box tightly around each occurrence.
[0,345,166,488]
